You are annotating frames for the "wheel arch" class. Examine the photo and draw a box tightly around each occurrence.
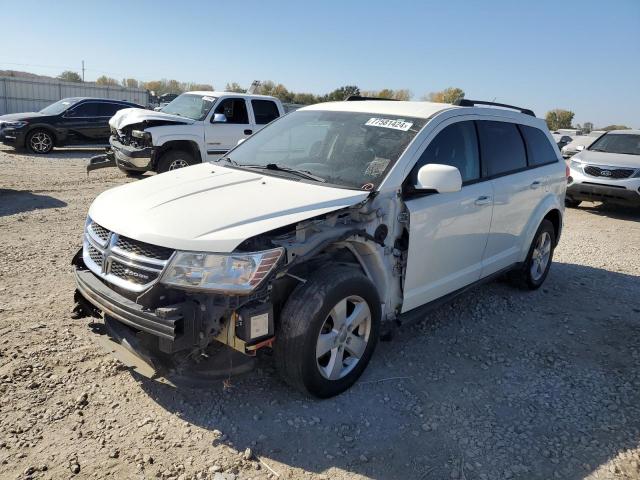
[153,140,201,169]
[25,124,59,147]
[518,194,563,261]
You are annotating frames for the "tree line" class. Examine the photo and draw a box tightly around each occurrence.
[56,71,629,131]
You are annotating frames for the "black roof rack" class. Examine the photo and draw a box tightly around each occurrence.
[345,95,399,102]
[454,99,535,117]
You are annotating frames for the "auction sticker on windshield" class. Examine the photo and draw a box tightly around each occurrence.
[365,118,413,131]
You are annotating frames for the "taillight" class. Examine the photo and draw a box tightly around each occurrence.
[565,164,570,180]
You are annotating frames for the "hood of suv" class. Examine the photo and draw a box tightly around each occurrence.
[573,149,640,168]
[109,107,195,130]
[89,163,369,252]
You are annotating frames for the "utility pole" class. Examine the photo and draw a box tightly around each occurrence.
[82,60,85,82]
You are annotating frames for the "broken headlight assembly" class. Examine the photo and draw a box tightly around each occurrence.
[161,248,284,294]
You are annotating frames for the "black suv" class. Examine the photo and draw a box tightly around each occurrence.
[0,97,142,154]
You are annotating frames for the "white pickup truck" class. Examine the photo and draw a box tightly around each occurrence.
[87,91,285,175]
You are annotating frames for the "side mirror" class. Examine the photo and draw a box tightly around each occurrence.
[212,113,227,123]
[415,164,462,193]
[236,138,246,146]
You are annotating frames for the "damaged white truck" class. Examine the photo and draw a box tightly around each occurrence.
[73,98,566,397]
[88,91,285,175]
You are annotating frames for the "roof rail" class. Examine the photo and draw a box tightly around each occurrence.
[454,99,535,117]
[345,95,399,102]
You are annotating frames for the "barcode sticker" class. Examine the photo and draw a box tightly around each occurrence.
[365,118,413,131]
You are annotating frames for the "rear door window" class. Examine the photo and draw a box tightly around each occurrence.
[68,102,99,118]
[97,102,129,117]
[252,100,280,124]
[476,121,527,176]
[519,125,558,166]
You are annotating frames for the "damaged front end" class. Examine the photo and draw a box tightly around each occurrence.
[87,109,192,174]
[72,188,403,385]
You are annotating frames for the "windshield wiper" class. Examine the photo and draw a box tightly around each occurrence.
[259,163,326,182]
[220,160,326,182]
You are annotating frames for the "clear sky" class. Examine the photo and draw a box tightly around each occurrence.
[1,0,638,127]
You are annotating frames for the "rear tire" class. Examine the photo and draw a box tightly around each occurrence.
[156,150,196,173]
[565,197,581,208]
[274,265,381,398]
[509,219,556,290]
[26,129,54,154]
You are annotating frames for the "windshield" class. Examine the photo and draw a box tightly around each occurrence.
[589,133,640,156]
[223,110,426,189]
[161,93,216,120]
[39,98,80,115]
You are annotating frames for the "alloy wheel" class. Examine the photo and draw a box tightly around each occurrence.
[168,159,189,170]
[530,231,551,282]
[30,132,52,153]
[316,295,372,380]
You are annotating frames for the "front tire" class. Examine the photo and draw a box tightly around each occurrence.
[275,265,381,398]
[509,219,556,290]
[156,150,196,173]
[26,129,54,154]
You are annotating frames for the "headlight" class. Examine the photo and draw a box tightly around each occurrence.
[2,120,28,128]
[569,159,583,171]
[131,129,151,140]
[161,248,284,294]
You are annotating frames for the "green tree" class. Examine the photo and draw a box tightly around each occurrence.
[58,71,82,82]
[185,83,214,91]
[601,124,630,131]
[292,92,319,105]
[225,82,246,93]
[361,88,412,100]
[323,85,360,101]
[545,109,575,130]
[425,87,465,104]
[96,75,119,86]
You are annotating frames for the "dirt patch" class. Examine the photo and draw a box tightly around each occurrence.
[0,146,639,480]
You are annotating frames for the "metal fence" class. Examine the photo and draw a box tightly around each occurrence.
[0,76,149,115]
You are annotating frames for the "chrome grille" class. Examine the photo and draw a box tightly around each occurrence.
[87,243,103,268]
[82,219,174,292]
[88,222,110,246]
[115,236,173,260]
[584,165,635,179]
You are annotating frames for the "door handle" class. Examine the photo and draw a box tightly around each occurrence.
[530,180,541,189]
[244,129,253,135]
[474,195,492,206]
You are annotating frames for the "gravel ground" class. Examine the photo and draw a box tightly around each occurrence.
[1,145,639,480]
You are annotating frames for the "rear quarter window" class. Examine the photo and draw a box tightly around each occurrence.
[520,125,558,166]
[252,100,280,125]
[477,121,527,177]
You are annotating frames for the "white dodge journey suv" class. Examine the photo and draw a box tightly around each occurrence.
[73,97,566,397]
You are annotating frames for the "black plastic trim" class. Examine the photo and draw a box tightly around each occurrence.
[454,98,535,117]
